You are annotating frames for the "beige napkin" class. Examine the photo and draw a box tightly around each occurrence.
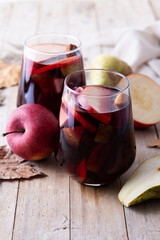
[86,21,160,84]
[112,21,160,84]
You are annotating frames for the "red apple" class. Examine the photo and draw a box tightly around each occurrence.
[127,73,160,128]
[4,104,59,160]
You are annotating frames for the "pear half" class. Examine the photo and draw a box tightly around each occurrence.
[118,155,160,207]
[90,54,132,86]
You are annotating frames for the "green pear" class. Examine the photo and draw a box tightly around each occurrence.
[118,155,160,207]
[90,54,132,86]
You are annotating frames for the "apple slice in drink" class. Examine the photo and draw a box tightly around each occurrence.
[77,86,111,112]
[62,93,96,133]
[59,106,69,127]
[31,55,81,76]
[77,86,111,124]
[63,126,84,148]
[61,55,83,77]
[76,157,86,182]
[32,71,53,96]
[53,77,64,94]
[86,143,104,172]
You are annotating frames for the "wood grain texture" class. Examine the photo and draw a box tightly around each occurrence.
[8,1,71,240]
[67,0,100,67]
[120,126,160,240]
[37,0,69,34]
[70,179,128,240]
[12,156,70,240]
[0,86,18,240]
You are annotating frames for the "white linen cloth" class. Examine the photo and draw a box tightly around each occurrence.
[86,21,160,84]
[0,40,23,64]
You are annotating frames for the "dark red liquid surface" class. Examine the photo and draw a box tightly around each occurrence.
[17,44,84,118]
[56,86,136,185]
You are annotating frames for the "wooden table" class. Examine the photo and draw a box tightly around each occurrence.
[0,0,160,239]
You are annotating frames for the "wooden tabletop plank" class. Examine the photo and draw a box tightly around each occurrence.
[0,88,20,240]
[67,0,101,68]
[13,156,70,240]
[37,0,69,34]
[10,1,71,240]
[70,179,128,240]
[5,1,39,45]
[0,2,40,238]
[0,2,22,239]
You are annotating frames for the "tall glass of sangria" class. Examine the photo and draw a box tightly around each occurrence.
[17,34,84,118]
[56,69,136,186]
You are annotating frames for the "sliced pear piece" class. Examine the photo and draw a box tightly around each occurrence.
[60,55,82,77]
[118,155,160,207]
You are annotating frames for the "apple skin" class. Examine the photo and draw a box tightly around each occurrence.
[134,120,156,129]
[5,104,59,160]
[127,73,160,129]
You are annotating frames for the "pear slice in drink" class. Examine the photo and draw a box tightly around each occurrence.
[118,155,160,207]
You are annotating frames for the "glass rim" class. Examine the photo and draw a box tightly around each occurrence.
[65,68,130,97]
[24,33,81,56]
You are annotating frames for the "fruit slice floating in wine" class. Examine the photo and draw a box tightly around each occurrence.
[61,57,82,77]
[63,126,84,148]
[59,106,68,127]
[77,86,112,124]
[62,93,97,133]
[53,77,64,94]
[94,123,112,144]
[86,143,104,172]
[31,55,81,77]
[76,157,86,182]
[32,71,53,96]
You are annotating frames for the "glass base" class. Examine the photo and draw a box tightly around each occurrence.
[83,182,107,187]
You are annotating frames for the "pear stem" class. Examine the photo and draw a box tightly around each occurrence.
[2,129,25,137]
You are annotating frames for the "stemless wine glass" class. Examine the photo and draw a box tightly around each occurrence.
[17,34,84,118]
[56,69,136,186]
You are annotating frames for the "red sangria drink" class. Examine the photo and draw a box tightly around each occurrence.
[56,69,136,186]
[17,34,84,118]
